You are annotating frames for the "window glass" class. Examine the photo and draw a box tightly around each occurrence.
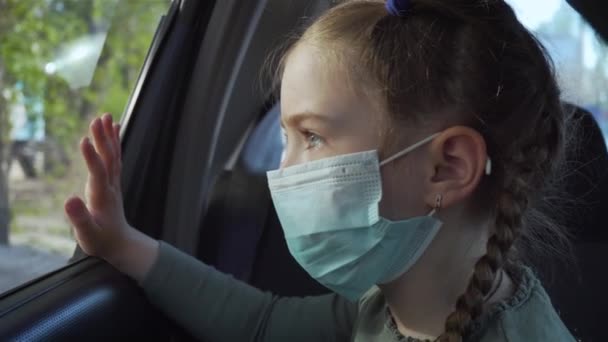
[0,0,170,294]
[508,0,608,146]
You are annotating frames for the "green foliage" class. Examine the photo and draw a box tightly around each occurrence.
[0,0,168,154]
[0,0,168,244]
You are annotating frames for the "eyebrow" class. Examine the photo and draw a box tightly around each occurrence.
[280,111,333,129]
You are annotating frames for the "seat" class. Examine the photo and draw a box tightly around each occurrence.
[197,103,329,296]
[540,104,608,341]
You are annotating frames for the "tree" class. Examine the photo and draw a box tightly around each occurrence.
[0,0,168,245]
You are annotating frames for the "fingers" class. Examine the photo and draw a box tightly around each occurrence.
[65,196,100,243]
[81,113,122,182]
[81,136,107,183]
[88,114,123,187]
[90,115,115,181]
[113,123,121,160]
[102,114,116,152]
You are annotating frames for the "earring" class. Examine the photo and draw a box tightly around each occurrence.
[428,194,443,216]
[434,194,443,211]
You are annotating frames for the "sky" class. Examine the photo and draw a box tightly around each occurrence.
[508,0,604,70]
[507,0,563,29]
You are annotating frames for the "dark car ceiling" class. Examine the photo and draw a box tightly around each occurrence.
[568,0,608,42]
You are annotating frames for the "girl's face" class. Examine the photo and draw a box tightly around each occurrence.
[280,42,432,220]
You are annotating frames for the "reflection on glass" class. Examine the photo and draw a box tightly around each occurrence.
[45,32,109,89]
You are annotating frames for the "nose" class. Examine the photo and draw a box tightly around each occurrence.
[279,149,288,168]
[280,145,304,169]
[280,150,295,168]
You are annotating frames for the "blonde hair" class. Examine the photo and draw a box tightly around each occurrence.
[269,1,570,341]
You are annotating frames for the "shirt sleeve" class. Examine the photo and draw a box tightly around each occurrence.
[141,241,358,342]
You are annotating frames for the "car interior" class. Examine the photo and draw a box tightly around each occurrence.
[0,0,606,341]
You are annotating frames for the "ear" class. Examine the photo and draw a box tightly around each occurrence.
[424,126,488,209]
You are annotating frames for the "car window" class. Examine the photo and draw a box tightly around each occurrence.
[507,0,608,146]
[0,0,170,295]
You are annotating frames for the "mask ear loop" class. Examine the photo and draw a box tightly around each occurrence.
[379,133,441,167]
[428,194,443,216]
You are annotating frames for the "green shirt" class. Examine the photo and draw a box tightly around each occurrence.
[141,241,576,342]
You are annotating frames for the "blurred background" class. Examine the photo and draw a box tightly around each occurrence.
[0,0,169,293]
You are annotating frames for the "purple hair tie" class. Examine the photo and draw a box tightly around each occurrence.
[386,0,410,16]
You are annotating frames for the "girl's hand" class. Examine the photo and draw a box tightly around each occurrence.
[64,114,131,263]
[65,114,158,283]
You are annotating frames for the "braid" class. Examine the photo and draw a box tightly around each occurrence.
[440,190,522,341]
[439,156,544,341]
[276,1,569,341]
[439,96,564,342]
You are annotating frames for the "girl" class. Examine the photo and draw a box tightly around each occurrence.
[64,0,576,341]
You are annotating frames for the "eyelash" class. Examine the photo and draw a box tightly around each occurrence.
[281,129,324,150]
[304,131,323,150]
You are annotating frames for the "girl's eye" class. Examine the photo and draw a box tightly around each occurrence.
[305,131,323,150]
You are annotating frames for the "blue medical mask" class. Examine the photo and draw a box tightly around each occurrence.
[266,134,443,301]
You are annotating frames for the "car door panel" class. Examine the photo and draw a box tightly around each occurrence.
[0,259,169,341]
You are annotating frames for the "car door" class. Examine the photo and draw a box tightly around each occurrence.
[0,0,214,339]
[0,0,331,340]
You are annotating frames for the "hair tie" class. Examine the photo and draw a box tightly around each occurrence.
[386,0,410,16]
